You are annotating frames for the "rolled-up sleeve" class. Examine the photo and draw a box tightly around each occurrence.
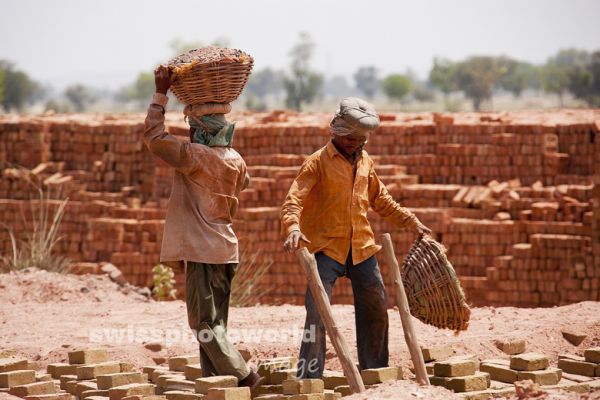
[368,167,418,231]
[143,97,195,172]
[280,158,318,237]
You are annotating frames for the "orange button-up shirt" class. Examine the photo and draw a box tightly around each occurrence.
[281,141,419,265]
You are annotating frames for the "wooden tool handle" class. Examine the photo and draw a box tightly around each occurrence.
[381,233,430,386]
[295,248,365,393]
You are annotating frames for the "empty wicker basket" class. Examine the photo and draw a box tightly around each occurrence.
[168,47,254,105]
[401,235,471,332]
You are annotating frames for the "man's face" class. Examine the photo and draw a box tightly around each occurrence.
[332,131,370,157]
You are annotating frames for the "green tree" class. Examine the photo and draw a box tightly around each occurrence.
[568,51,600,106]
[412,83,436,102]
[64,84,97,112]
[498,59,539,97]
[353,66,379,99]
[428,57,456,101]
[542,48,591,106]
[0,60,41,111]
[381,74,412,103]
[245,67,284,111]
[453,56,504,111]
[246,67,283,100]
[118,72,154,104]
[282,32,324,111]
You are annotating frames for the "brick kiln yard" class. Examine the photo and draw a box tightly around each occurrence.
[1,109,600,399]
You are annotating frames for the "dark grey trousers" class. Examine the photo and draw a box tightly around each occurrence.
[297,251,390,378]
[185,261,250,380]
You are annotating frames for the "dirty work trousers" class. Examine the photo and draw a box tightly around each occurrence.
[185,262,250,380]
[297,251,389,378]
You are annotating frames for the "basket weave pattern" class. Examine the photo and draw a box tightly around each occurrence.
[169,57,254,105]
[401,235,471,331]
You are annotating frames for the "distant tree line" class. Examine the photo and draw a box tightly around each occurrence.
[1,34,599,113]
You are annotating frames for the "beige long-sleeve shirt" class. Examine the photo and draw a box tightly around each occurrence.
[143,94,249,265]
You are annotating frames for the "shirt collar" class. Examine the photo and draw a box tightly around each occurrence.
[326,140,341,159]
[326,139,364,164]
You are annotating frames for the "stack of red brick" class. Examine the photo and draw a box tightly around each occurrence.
[0,110,598,307]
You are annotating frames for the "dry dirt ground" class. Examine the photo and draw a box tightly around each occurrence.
[1,268,600,399]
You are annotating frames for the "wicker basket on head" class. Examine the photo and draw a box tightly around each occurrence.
[401,235,471,332]
[168,46,254,105]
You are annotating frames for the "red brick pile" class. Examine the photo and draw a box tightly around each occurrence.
[0,110,598,307]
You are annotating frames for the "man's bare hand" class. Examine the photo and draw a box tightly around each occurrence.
[283,230,311,253]
[154,65,171,94]
[416,222,432,236]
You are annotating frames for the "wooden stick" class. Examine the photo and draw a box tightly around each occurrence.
[295,248,365,393]
[381,233,430,386]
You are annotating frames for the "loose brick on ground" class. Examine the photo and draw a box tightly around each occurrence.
[561,330,586,346]
[494,339,526,355]
[120,363,134,373]
[108,384,155,400]
[168,357,199,373]
[287,394,325,400]
[76,381,99,398]
[257,358,297,384]
[69,350,108,365]
[183,366,202,382]
[433,359,478,377]
[206,387,250,400]
[282,379,324,395]
[584,347,600,363]
[509,353,549,371]
[479,363,517,383]
[164,379,195,392]
[24,394,74,400]
[143,367,167,381]
[163,390,203,400]
[360,366,402,385]
[82,390,110,399]
[78,362,122,380]
[0,359,29,373]
[421,345,454,362]
[194,376,237,395]
[59,376,77,391]
[321,372,347,390]
[332,386,352,397]
[152,372,180,385]
[445,372,490,393]
[65,380,82,396]
[97,373,146,390]
[269,369,296,385]
[558,353,585,362]
[46,364,78,379]
[34,373,52,383]
[557,358,596,377]
[252,385,282,396]
[9,381,57,397]
[253,395,285,400]
[516,368,562,385]
[156,375,184,388]
[0,370,36,388]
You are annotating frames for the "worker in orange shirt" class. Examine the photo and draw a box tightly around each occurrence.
[280,97,431,378]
